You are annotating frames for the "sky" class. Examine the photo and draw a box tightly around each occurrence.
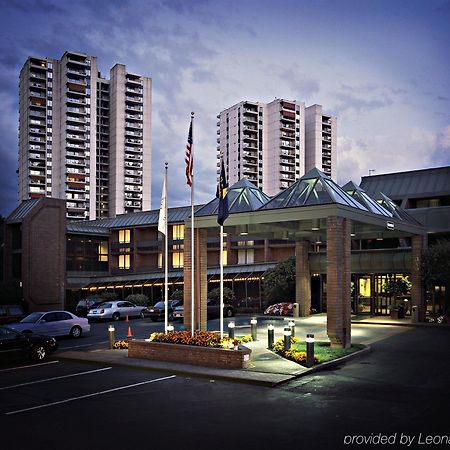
[0,0,449,217]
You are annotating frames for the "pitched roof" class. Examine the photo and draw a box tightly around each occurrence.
[342,181,392,217]
[260,168,368,211]
[5,199,41,223]
[360,166,450,199]
[196,178,270,217]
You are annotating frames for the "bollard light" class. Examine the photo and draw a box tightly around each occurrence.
[288,320,295,337]
[267,324,274,349]
[306,333,315,368]
[108,325,115,349]
[283,327,291,351]
[250,317,258,341]
[228,321,235,339]
[167,324,174,333]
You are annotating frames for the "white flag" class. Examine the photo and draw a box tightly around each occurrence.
[158,175,167,235]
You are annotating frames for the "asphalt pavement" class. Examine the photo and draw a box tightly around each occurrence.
[57,313,439,386]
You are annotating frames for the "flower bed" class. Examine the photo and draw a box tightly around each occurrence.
[128,331,252,369]
[272,337,364,366]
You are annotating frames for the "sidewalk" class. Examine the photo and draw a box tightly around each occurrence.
[58,313,443,387]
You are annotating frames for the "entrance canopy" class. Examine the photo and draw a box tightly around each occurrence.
[193,168,425,240]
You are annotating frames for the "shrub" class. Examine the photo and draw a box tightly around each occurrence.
[113,340,129,349]
[208,287,235,303]
[126,294,149,306]
[170,289,183,301]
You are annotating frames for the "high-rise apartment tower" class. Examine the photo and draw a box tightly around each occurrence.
[19,51,151,220]
[216,99,336,196]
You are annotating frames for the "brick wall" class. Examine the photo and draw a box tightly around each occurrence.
[128,339,252,369]
[183,228,208,330]
[22,198,66,311]
[296,241,311,316]
[411,234,426,322]
[326,216,351,348]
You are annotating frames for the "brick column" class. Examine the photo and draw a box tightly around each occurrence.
[183,228,208,331]
[411,235,426,323]
[326,216,351,348]
[295,241,311,316]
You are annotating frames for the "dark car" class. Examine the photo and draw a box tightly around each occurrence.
[0,325,58,362]
[144,300,182,322]
[172,299,234,321]
[0,304,26,325]
[207,299,235,319]
[76,299,104,317]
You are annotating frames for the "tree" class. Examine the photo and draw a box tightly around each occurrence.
[170,289,183,301]
[263,257,296,306]
[126,293,149,306]
[422,239,450,287]
[208,287,235,303]
[422,239,450,313]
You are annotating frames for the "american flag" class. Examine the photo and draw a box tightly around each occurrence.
[185,118,193,187]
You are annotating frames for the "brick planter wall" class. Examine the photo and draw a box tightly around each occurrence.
[128,340,252,369]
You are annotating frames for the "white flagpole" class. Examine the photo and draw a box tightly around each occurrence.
[220,225,224,338]
[164,163,169,333]
[190,112,195,336]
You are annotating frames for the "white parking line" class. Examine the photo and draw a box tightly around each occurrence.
[58,341,108,350]
[0,360,59,373]
[5,374,176,415]
[0,367,112,391]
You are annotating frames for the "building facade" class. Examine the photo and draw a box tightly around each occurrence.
[19,51,152,220]
[216,99,336,196]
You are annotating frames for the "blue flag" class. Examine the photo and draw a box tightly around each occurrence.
[216,158,229,226]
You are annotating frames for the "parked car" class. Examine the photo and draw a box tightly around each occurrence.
[207,299,235,319]
[172,299,234,321]
[144,300,182,322]
[87,300,147,321]
[0,325,58,362]
[76,298,104,317]
[0,304,26,325]
[9,311,90,338]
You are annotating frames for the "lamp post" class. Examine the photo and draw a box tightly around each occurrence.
[250,317,257,341]
[288,320,295,337]
[306,333,315,368]
[283,327,291,351]
[228,321,235,339]
[267,324,274,349]
[108,325,115,349]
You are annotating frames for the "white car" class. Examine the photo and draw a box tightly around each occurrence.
[87,300,146,321]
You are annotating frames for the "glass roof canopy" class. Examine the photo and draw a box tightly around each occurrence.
[196,178,271,217]
[192,168,425,240]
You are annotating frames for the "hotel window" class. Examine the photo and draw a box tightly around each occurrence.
[172,224,184,240]
[158,253,163,268]
[172,252,184,268]
[118,229,131,244]
[98,241,108,262]
[119,254,130,270]
[238,241,254,265]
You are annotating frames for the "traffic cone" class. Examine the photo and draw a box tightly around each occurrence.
[125,315,129,322]
[127,326,133,338]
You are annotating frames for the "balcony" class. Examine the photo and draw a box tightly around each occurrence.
[30,73,46,80]
[66,116,86,123]
[29,127,45,134]
[67,107,85,114]
[126,87,143,94]
[125,138,143,145]
[242,114,258,124]
[126,96,143,103]
[30,92,46,98]
[322,127,332,134]
[125,122,143,129]
[126,104,143,112]
[29,136,45,143]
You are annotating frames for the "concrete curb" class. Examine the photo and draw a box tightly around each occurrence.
[58,344,373,388]
[270,345,372,386]
[57,350,292,388]
[351,320,450,328]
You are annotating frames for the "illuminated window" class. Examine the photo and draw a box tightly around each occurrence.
[172,224,185,240]
[119,254,130,270]
[238,249,254,264]
[222,250,228,266]
[158,253,162,268]
[98,241,108,262]
[172,252,184,268]
[119,229,131,243]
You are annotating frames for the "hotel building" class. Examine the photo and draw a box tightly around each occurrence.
[216,99,336,196]
[18,51,152,220]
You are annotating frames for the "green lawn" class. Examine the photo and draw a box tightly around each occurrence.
[291,341,365,363]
